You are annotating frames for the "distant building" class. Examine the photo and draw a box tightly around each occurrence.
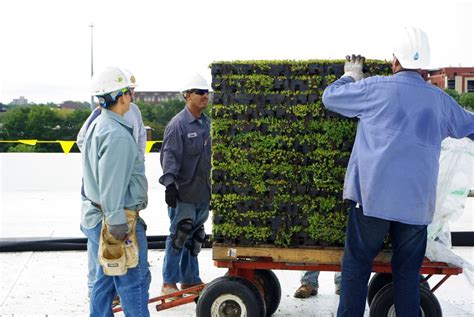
[10,96,28,105]
[134,91,182,104]
[425,67,474,93]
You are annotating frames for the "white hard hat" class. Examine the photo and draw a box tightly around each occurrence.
[393,26,430,69]
[91,67,134,96]
[123,69,137,88]
[181,73,210,93]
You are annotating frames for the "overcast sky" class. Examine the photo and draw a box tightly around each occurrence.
[0,0,473,104]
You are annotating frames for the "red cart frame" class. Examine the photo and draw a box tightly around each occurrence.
[215,257,462,294]
[113,245,462,315]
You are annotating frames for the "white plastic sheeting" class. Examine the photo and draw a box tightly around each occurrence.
[427,137,474,285]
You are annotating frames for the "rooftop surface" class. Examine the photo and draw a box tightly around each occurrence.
[1,153,473,316]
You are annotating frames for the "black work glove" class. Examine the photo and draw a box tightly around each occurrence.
[165,184,179,208]
[108,223,129,241]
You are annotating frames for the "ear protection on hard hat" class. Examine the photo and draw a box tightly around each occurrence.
[97,87,131,108]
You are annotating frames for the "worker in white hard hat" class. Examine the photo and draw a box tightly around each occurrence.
[159,73,211,297]
[77,68,147,305]
[322,26,474,316]
[81,66,150,316]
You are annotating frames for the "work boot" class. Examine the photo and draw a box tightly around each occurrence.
[293,284,318,298]
[161,284,183,301]
[181,282,205,295]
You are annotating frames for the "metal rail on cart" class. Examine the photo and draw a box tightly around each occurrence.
[113,244,463,316]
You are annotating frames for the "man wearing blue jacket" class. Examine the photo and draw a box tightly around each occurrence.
[81,67,150,316]
[77,69,147,300]
[159,73,211,297]
[322,27,474,316]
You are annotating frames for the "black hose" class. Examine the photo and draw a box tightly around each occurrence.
[0,235,213,252]
[451,231,474,247]
[0,232,472,252]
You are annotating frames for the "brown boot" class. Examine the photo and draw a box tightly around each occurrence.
[293,284,318,298]
[161,284,183,301]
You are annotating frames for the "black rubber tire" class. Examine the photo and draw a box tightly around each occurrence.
[369,283,442,317]
[367,273,393,307]
[196,276,266,317]
[367,273,430,306]
[254,270,281,316]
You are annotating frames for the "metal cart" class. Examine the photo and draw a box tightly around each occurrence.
[114,244,462,316]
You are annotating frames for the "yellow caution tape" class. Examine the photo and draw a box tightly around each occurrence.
[146,141,160,154]
[0,140,163,154]
[19,140,38,145]
[57,141,76,154]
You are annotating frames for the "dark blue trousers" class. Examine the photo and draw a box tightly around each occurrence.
[337,203,427,317]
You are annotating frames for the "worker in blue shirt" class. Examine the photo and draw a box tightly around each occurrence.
[322,27,474,317]
[77,69,147,300]
[81,67,150,316]
[159,73,211,297]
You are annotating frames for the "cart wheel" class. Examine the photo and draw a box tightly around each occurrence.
[367,273,430,306]
[254,270,281,316]
[369,283,441,317]
[196,276,266,317]
[367,273,393,307]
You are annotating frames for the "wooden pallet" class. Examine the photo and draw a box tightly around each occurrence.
[213,243,392,264]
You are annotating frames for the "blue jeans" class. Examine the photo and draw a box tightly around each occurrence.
[163,201,209,284]
[82,221,151,317]
[337,203,427,317]
[301,271,341,289]
[83,226,98,296]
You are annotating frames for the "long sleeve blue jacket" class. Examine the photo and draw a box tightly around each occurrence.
[81,109,148,228]
[159,106,211,203]
[322,71,474,225]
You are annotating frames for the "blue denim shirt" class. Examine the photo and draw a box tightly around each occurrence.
[82,109,148,228]
[77,103,146,159]
[159,106,211,203]
[322,71,474,225]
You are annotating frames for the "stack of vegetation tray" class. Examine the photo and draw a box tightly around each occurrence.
[210,60,391,248]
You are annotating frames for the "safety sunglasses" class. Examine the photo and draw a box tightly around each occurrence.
[189,89,209,96]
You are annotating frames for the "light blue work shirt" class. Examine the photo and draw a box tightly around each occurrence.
[81,109,148,228]
[77,103,147,159]
[159,106,211,203]
[322,71,474,225]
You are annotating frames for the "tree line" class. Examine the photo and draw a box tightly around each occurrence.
[0,99,187,153]
[0,90,473,153]
[443,90,474,111]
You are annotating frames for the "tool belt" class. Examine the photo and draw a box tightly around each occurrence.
[98,209,140,276]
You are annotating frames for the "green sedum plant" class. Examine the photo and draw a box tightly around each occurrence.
[211,60,391,247]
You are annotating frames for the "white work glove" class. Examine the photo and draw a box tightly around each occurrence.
[342,54,365,82]
[108,223,129,241]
